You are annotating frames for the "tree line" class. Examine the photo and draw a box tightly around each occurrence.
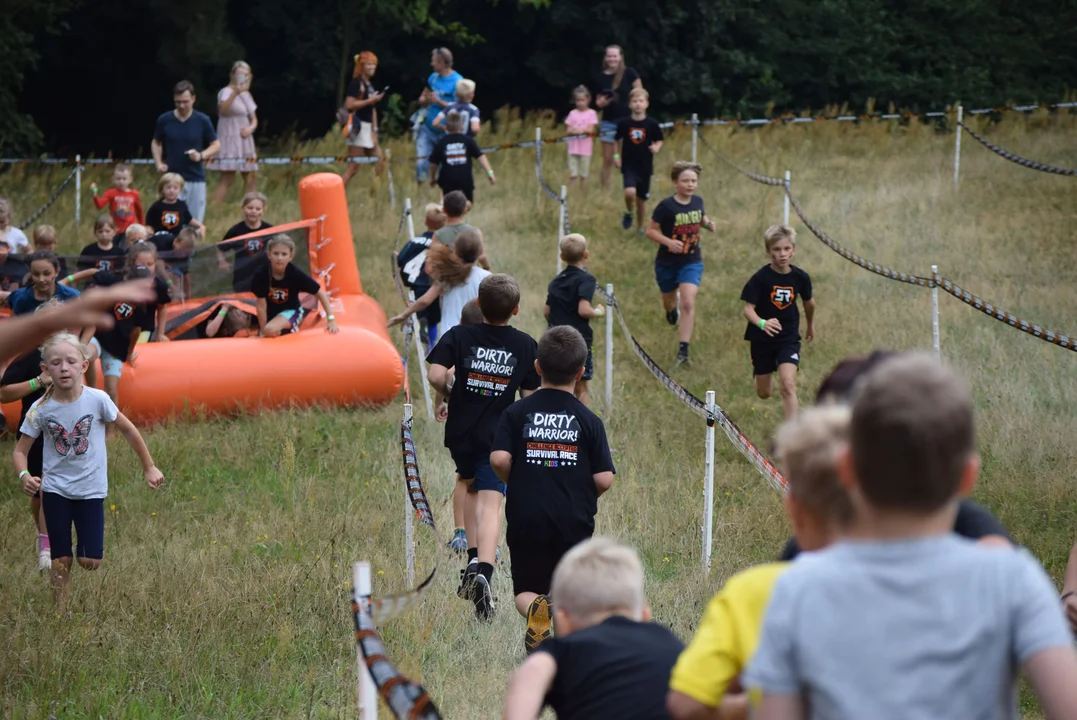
[4,0,1074,157]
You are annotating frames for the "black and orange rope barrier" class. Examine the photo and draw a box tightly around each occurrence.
[16,166,78,229]
[957,121,1076,177]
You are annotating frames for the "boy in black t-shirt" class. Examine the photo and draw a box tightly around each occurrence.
[429,111,496,204]
[145,173,204,237]
[502,538,684,719]
[544,234,606,406]
[740,224,815,419]
[492,326,615,653]
[647,161,717,367]
[427,274,541,620]
[614,88,663,233]
[396,203,446,348]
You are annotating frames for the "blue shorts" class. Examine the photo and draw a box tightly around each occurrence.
[599,121,618,144]
[42,492,105,560]
[451,449,506,495]
[91,339,124,379]
[655,262,704,294]
[277,308,306,333]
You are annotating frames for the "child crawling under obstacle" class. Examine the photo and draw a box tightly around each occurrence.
[252,235,338,337]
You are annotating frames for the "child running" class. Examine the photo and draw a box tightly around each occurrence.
[741,224,814,419]
[544,234,605,405]
[145,173,204,237]
[14,332,164,606]
[614,88,663,232]
[433,79,481,136]
[432,190,475,250]
[251,235,338,337]
[647,161,716,366]
[78,216,125,273]
[395,202,446,348]
[502,538,685,719]
[426,274,540,619]
[491,326,616,652]
[745,353,1077,719]
[90,264,155,406]
[5,251,80,315]
[564,86,599,195]
[217,191,274,292]
[90,163,144,235]
[429,111,496,204]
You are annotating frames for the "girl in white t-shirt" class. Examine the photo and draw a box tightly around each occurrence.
[0,197,30,253]
[13,332,164,605]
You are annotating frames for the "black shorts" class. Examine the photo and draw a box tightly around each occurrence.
[439,182,474,203]
[750,340,801,376]
[507,535,590,596]
[450,447,505,494]
[581,347,594,381]
[42,492,105,560]
[622,169,651,200]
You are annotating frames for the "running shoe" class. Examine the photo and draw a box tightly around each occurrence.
[524,595,553,653]
[36,534,51,572]
[621,212,632,230]
[446,529,468,553]
[457,558,478,600]
[473,573,495,621]
[675,349,691,367]
[666,308,680,326]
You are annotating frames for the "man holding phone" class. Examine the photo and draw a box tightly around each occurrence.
[415,47,463,185]
[342,51,387,186]
[151,80,220,222]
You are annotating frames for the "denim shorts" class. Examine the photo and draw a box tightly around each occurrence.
[599,121,618,144]
[655,261,704,293]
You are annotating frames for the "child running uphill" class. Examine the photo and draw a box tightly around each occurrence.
[395,203,446,348]
[564,86,598,195]
[502,538,684,720]
[647,161,716,367]
[433,79,481,136]
[427,274,540,619]
[14,332,164,606]
[745,353,1077,719]
[432,190,475,250]
[145,173,204,237]
[251,235,338,337]
[90,163,144,234]
[614,88,663,232]
[491,326,616,652]
[544,234,605,406]
[429,111,495,204]
[741,225,814,419]
[218,191,274,293]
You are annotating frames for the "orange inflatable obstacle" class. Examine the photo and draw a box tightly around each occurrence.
[1,173,403,427]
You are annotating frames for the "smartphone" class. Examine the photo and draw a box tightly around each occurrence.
[381,86,390,94]
[236,71,249,85]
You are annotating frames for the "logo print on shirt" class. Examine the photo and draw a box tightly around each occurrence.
[162,211,180,230]
[46,414,94,456]
[629,128,646,144]
[446,142,467,166]
[245,239,264,255]
[114,302,135,320]
[270,288,289,304]
[464,346,517,397]
[524,412,580,467]
[97,260,113,271]
[771,286,795,310]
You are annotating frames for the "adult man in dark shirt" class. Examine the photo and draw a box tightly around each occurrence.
[151,80,220,224]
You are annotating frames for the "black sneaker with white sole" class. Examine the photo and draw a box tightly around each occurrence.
[457,558,478,600]
[473,573,495,621]
[621,212,633,230]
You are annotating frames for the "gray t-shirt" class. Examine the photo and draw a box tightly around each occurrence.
[433,222,474,250]
[744,534,1072,720]
[21,387,119,500]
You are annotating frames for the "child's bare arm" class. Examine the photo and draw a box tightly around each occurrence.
[126,328,141,365]
[803,298,816,341]
[470,117,481,135]
[256,298,268,335]
[744,303,781,338]
[1023,647,1077,720]
[490,451,512,482]
[155,305,170,341]
[593,471,614,496]
[389,285,441,327]
[646,219,682,254]
[112,411,164,488]
[478,155,496,183]
[702,214,717,232]
[543,304,550,319]
[428,363,452,397]
[205,306,229,338]
[502,652,557,720]
[614,139,623,167]
[61,269,97,286]
[315,289,339,333]
[577,298,605,319]
[650,140,664,154]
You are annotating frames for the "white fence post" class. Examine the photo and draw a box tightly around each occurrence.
[386,148,396,209]
[783,170,791,225]
[931,264,941,361]
[953,106,963,189]
[408,291,435,420]
[702,390,716,572]
[691,113,699,164]
[353,562,379,720]
[405,197,416,239]
[557,185,566,274]
[74,155,81,228]
[535,127,542,204]
[403,404,416,586]
[605,283,614,414]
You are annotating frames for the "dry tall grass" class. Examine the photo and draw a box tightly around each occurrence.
[1,109,1074,718]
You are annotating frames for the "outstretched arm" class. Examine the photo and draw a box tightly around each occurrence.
[112,411,164,488]
[503,653,557,720]
[388,284,442,327]
[315,289,339,333]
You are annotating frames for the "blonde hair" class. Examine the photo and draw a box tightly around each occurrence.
[27,332,93,425]
[124,224,151,243]
[266,234,296,255]
[424,203,446,230]
[32,225,57,247]
[571,85,591,103]
[241,191,268,209]
[174,226,200,248]
[456,78,476,100]
[764,224,797,252]
[158,173,185,197]
[774,406,855,527]
[628,87,649,102]
[550,537,645,622]
[559,233,587,264]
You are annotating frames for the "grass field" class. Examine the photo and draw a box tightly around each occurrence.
[1,108,1076,718]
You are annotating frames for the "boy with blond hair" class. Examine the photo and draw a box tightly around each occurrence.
[746,353,1077,720]
[544,234,605,406]
[741,224,814,419]
[502,537,683,719]
[614,87,663,232]
[434,78,481,137]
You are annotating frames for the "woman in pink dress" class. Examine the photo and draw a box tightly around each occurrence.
[208,61,259,204]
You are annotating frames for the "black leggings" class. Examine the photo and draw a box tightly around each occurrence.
[42,492,105,560]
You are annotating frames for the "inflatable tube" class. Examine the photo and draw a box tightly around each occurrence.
[2,173,403,428]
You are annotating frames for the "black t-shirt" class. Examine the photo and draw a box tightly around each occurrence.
[740,264,813,343]
[493,388,615,543]
[250,263,321,321]
[591,67,641,123]
[429,133,483,189]
[538,615,684,720]
[145,199,193,234]
[220,221,273,292]
[397,232,434,295]
[545,266,597,344]
[0,255,29,292]
[92,271,147,361]
[615,117,663,177]
[1,349,46,474]
[346,77,374,124]
[426,323,541,454]
[652,195,705,267]
[77,242,125,272]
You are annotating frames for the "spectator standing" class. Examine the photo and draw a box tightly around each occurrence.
[208,62,259,204]
[415,48,463,185]
[341,51,385,187]
[592,46,642,191]
[151,80,220,223]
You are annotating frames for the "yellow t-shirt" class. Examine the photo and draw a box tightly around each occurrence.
[668,562,789,707]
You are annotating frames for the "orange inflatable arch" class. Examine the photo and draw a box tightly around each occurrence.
[1,173,403,428]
